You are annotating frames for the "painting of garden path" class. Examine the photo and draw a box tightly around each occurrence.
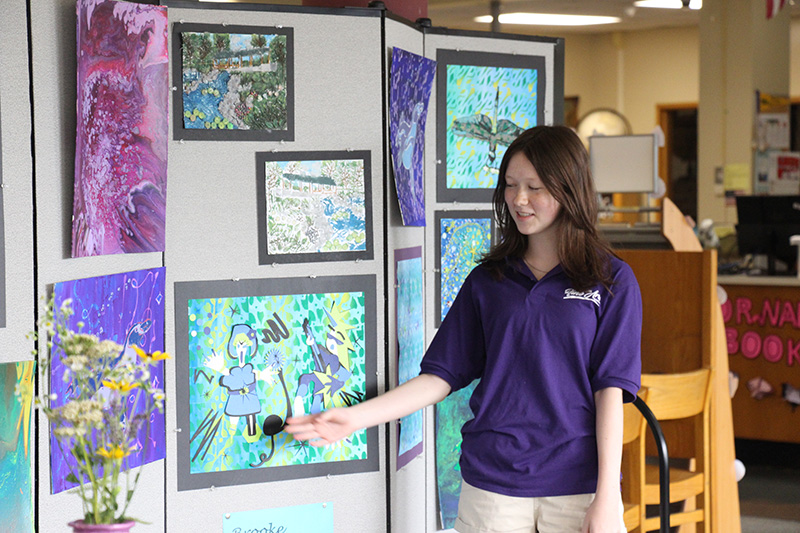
[264,157,367,256]
[186,290,368,475]
[181,30,289,132]
[50,267,166,493]
[0,361,35,532]
[72,0,168,257]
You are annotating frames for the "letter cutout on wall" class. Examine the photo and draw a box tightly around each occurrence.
[175,275,378,490]
[72,0,168,257]
[50,267,166,494]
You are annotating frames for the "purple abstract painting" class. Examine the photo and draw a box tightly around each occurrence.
[389,48,436,226]
[72,0,168,257]
[50,267,166,494]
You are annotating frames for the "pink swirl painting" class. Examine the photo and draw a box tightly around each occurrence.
[72,0,168,257]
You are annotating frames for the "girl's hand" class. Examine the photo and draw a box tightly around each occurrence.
[581,492,625,533]
[285,408,358,447]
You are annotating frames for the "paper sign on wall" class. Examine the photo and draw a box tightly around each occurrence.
[222,502,333,533]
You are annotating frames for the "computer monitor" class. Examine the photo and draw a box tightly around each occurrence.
[735,195,800,275]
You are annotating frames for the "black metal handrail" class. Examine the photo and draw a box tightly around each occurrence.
[633,395,670,533]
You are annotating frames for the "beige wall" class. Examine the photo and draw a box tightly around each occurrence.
[553,26,700,133]
[555,19,800,131]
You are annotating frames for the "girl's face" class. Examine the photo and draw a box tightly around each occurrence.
[503,152,561,239]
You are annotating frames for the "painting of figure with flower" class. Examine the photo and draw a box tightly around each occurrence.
[49,267,166,494]
[175,275,378,490]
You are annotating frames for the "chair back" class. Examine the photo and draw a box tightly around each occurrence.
[641,368,711,421]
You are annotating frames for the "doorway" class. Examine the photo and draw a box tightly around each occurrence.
[658,104,698,222]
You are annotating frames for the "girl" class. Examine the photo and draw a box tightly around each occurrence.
[286,125,642,533]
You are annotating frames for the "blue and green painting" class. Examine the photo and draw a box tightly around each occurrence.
[187,291,368,474]
[439,216,492,322]
[435,379,478,530]
[264,158,367,255]
[395,246,424,469]
[446,64,539,189]
[181,31,288,131]
[0,361,35,533]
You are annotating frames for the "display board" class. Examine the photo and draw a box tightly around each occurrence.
[20,1,565,530]
[163,4,386,533]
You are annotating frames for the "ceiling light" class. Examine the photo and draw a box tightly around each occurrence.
[633,0,702,9]
[475,13,621,26]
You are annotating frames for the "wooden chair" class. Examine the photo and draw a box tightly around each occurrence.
[640,369,712,532]
[622,389,648,532]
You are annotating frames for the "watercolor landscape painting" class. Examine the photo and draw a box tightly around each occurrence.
[257,151,373,264]
[178,24,293,139]
[72,0,168,257]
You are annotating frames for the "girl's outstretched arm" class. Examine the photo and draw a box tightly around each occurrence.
[285,373,450,446]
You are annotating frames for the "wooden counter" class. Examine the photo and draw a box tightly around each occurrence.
[718,275,800,444]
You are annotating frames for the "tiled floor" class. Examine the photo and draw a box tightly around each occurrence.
[737,440,800,533]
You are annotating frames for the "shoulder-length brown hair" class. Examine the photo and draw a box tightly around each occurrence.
[481,125,615,292]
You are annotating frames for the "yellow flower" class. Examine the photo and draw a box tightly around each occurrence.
[133,345,171,364]
[97,445,130,460]
[101,379,139,393]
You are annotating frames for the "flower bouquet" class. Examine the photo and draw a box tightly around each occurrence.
[33,298,168,528]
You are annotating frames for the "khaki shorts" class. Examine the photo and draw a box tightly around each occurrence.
[454,480,626,533]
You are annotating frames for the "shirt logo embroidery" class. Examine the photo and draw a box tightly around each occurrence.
[563,288,601,307]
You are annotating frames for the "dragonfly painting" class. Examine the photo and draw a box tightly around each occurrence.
[437,49,545,202]
[450,84,525,170]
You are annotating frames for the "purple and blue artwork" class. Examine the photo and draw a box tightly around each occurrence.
[389,48,436,226]
[49,267,166,494]
[72,0,168,257]
[395,246,424,469]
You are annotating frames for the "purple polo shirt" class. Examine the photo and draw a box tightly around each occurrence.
[421,255,642,497]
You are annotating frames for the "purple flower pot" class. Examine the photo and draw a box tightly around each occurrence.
[68,520,136,532]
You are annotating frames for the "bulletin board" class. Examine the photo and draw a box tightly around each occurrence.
[162,3,387,533]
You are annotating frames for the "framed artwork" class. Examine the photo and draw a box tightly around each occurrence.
[435,379,477,530]
[50,267,166,494]
[172,23,294,141]
[73,0,168,257]
[175,275,378,490]
[436,49,546,203]
[435,210,494,327]
[394,246,424,469]
[389,47,436,227]
[0,361,35,532]
[256,151,373,264]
